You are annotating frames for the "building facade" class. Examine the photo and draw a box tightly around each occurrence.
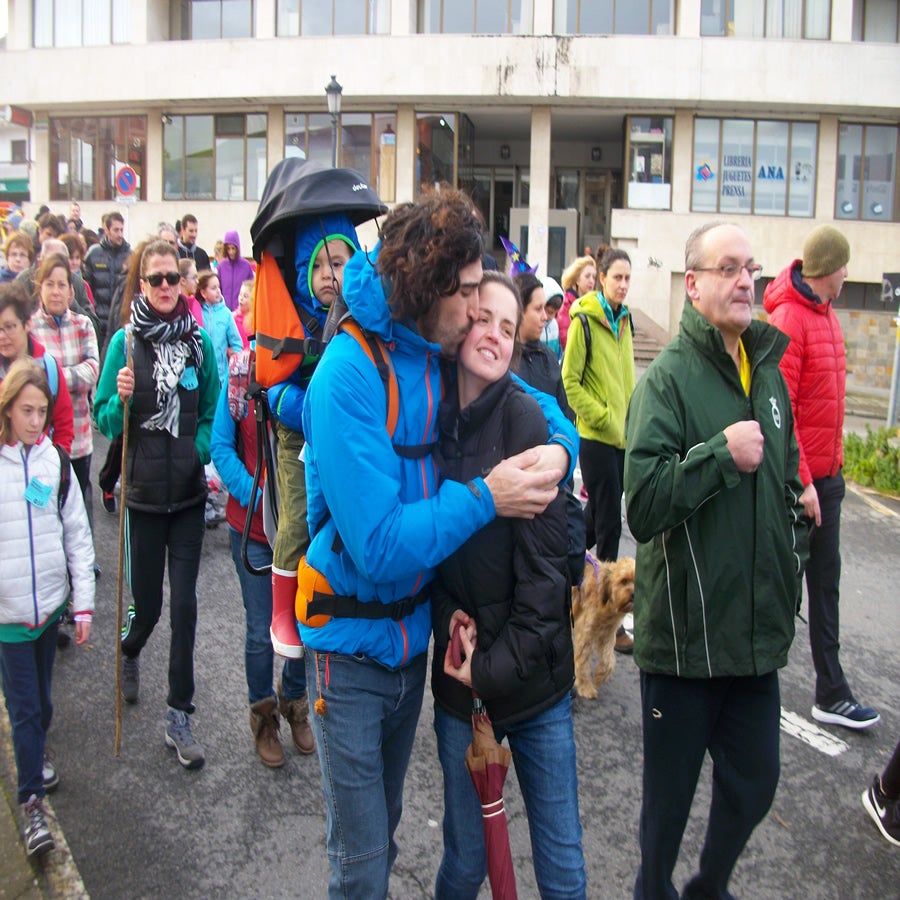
[2,0,899,386]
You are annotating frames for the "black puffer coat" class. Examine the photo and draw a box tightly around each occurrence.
[431,374,574,728]
[84,236,131,343]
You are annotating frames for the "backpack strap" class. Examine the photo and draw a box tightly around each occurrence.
[55,444,71,513]
[42,354,59,398]
[575,313,592,385]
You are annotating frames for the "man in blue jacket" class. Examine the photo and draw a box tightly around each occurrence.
[300,189,577,898]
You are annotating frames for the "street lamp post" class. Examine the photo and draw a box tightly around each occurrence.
[325,75,343,168]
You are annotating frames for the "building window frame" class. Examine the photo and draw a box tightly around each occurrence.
[163,113,267,201]
[277,0,390,35]
[50,116,147,202]
[418,0,534,34]
[10,140,28,165]
[691,116,818,217]
[172,0,255,40]
[700,0,831,40]
[553,0,673,35]
[33,0,131,48]
[625,116,673,210]
[852,0,900,43]
[835,122,900,222]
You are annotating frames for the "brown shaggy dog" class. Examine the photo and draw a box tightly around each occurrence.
[572,554,635,699]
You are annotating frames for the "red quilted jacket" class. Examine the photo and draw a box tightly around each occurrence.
[763,260,844,485]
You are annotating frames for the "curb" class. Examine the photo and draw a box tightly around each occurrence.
[0,712,89,898]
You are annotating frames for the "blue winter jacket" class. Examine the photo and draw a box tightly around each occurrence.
[200,299,243,386]
[300,243,579,669]
[267,212,360,431]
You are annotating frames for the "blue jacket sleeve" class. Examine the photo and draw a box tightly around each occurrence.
[210,385,260,510]
[267,379,306,433]
[511,373,579,483]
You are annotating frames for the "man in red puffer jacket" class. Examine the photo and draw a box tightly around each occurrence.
[763,224,879,731]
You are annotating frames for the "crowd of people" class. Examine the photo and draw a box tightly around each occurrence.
[0,190,896,893]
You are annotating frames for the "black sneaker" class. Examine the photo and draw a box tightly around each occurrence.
[812,699,880,730]
[23,794,54,857]
[122,654,140,704]
[42,753,59,793]
[861,776,900,847]
[102,490,116,513]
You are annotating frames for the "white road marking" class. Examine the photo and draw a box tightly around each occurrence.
[780,709,849,757]
[846,482,899,518]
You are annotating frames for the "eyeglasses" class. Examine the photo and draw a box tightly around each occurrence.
[143,272,181,287]
[693,264,763,281]
[0,321,22,336]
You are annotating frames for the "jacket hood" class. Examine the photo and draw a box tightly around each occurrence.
[763,259,827,317]
[293,212,360,316]
[223,230,241,252]
[338,240,395,341]
[569,291,607,323]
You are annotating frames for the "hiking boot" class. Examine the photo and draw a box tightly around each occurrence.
[102,490,116,513]
[278,684,315,755]
[249,698,286,768]
[614,624,634,655]
[122,654,140,705]
[23,794,54,857]
[165,708,205,770]
[862,776,900,847]
[42,752,59,793]
[812,698,880,730]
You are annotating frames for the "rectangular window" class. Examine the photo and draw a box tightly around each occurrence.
[175,0,254,40]
[626,116,673,210]
[277,0,390,35]
[700,0,829,38]
[852,0,900,43]
[284,112,397,202]
[164,113,266,201]
[50,116,147,201]
[691,117,818,217]
[417,113,458,191]
[11,140,28,164]
[554,0,672,34]
[32,0,130,47]
[836,123,899,222]
[419,1,532,34]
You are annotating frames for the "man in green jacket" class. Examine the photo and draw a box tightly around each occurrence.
[625,222,807,899]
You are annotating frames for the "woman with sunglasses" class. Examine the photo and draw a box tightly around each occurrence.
[93,240,219,771]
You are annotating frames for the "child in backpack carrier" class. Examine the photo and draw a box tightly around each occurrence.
[260,213,359,658]
[0,358,94,858]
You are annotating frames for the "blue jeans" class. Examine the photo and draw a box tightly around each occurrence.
[228,528,305,704]
[434,694,586,900]
[1,623,58,803]
[305,649,426,899]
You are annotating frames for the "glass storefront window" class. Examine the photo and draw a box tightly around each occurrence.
[50,116,146,201]
[174,0,254,40]
[692,117,818,217]
[554,0,672,34]
[417,113,457,191]
[33,0,130,47]
[700,0,830,39]
[164,113,266,201]
[626,116,673,210]
[419,1,531,34]
[277,0,388,35]
[853,0,900,42]
[837,123,898,221]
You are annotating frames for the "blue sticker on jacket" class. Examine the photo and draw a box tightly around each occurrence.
[24,478,52,509]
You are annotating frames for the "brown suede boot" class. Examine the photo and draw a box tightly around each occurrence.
[278,683,315,755]
[249,697,286,768]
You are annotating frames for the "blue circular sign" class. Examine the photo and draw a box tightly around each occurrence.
[116,166,137,196]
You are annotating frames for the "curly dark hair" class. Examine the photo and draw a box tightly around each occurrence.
[377,188,484,322]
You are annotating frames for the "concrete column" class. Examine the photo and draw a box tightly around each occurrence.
[676,0,701,37]
[145,113,163,202]
[30,124,50,201]
[257,0,276,38]
[671,109,694,215]
[390,0,414,35]
[533,0,554,34]
[528,106,552,274]
[267,106,285,172]
[9,0,32,51]
[130,0,148,43]
[815,116,839,220]
[830,0,854,42]
[394,105,417,204]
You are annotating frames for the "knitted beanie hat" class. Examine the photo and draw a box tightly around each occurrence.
[801,225,850,278]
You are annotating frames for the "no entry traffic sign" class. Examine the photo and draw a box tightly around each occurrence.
[115,165,137,197]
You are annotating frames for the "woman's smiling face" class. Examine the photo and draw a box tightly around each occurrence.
[458,279,518,389]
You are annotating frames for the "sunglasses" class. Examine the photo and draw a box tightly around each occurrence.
[144,272,181,287]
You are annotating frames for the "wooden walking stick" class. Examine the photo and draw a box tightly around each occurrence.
[114,326,134,757]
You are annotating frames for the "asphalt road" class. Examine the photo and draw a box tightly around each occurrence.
[7,431,900,899]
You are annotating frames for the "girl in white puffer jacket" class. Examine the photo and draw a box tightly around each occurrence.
[0,358,94,858]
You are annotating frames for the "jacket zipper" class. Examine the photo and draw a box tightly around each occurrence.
[22,449,39,625]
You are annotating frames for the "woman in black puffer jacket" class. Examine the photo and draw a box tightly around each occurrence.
[431,271,585,900]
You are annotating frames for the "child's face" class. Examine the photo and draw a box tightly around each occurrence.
[202,276,222,304]
[7,384,48,446]
[238,285,252,314]
[545,301,561,323]
[311,240,353,307]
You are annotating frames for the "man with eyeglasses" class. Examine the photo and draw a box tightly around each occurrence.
[624,222,808,899]
[763,225,879,732]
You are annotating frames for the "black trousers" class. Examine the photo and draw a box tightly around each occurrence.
[97,434,122,494]
[807,471,851,706]
[580,437,625,561]
[122,503,205,713]
[634,670,781,900]
[70,453,93,535]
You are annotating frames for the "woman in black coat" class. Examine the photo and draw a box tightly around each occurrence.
[431,271,586,899]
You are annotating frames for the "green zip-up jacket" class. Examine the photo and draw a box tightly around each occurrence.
[561,291,635,448]
[624,301,807,679]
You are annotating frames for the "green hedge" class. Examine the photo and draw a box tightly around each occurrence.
[843,426,900,495]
